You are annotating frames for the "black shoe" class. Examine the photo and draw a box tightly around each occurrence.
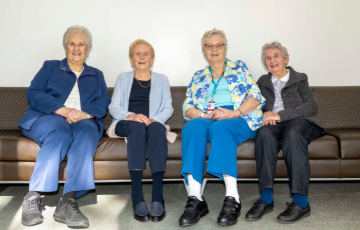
[134,202,151,222]
[21,195,43,226]
[217,196,241,226]
[53,198,89,228]
[179,196,209,227]
[245,199,274,221]
[277,202,311,223]
[151,201,166,222]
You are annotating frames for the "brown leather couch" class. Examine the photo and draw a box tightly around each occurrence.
[0,86,359,183]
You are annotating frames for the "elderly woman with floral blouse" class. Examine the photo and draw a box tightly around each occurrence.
[178,28,265,227]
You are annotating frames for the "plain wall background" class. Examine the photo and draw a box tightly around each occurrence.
[1,0,359,87]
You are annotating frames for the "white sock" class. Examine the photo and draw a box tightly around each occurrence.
[187,174,203,201]
[224,176,240,203]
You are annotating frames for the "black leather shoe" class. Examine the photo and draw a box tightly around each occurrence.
[179,196,209,227]
[277,202,311,223]
[21,195,43,226]
[217,196,241,226]
[245,199,274,221]
[133,202,151,222]
[151,201,166,222]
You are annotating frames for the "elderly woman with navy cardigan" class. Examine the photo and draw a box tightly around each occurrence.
[108,39,173,222]
[18,25,110,228]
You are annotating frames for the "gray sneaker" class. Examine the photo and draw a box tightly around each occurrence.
[21,195,43,226]
[53,198,89,228]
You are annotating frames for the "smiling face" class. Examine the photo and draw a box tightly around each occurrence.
[65,32,89,66]
[130,43,154,71]
[203,35,226,65]
[265,48,289,78]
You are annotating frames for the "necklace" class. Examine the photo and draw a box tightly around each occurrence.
[135,77,151,88]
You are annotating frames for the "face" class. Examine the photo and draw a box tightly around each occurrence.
[264,48,289,76]
[65,32,89,65]
[130,44,154,71]
[203,35,226,64]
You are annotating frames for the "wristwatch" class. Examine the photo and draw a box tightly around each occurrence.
[199,112,205,118]
[238,108,243,117]
[84,112,91,119]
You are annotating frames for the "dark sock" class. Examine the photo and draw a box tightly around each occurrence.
[260,188,273,205]
[25,191,41,200]
[152,171,164,205]
[293,193,308,208]
[130,170,144,208]
[61,191,77,203]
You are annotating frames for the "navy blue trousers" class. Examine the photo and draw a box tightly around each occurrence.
[255,117,324,196]
[181,117,257,184]
[115,120,168,173]
[21,114,102,197]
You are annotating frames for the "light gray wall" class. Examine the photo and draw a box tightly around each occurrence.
[1,0,359,87]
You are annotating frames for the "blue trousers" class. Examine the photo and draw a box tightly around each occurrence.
[115,120,168,173]
[21,114,102,197]
[181,117,257,184]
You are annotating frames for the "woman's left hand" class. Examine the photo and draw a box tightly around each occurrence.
[262,111,281,125]
[214,107,240,120]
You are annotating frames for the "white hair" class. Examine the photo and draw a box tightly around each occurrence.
[261,41,289,66]
[201,28,228,52]
[63,25,92,51]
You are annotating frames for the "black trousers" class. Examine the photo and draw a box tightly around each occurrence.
[255,117,324,196]
[115,120,168,174]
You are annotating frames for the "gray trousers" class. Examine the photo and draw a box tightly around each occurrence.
[255,117,324,196]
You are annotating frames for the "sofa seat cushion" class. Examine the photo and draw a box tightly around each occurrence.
[326,129,360,159]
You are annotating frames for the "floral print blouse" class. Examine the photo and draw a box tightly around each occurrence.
[182,59,265,131]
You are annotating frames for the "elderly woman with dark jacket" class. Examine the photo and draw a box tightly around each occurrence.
[245,41,324,223]
[18,25,110,228]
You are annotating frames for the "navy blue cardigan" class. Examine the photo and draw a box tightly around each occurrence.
[19,58,111,133]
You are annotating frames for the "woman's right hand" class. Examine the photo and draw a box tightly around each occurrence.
[126,114,151,126]
[55,107,85,123]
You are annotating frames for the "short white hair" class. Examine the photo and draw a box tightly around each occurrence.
[63,25,92,51]
[201,28,228,52]
[261,41,289,66]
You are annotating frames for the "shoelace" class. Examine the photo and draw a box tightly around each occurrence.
[285,202,299,211]
[25,198,41,213]
[65,200,84,216]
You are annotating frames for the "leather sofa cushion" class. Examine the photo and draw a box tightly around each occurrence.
[326,129,360,159]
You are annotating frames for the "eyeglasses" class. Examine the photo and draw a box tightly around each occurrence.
[204,43,225,50]
[67,42,87,49]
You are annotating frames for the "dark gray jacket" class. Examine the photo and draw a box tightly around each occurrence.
[257,66,324,129]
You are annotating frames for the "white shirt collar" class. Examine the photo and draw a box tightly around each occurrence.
[271,69,290,83]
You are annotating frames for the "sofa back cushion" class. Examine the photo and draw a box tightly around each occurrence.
[0,86,359,131]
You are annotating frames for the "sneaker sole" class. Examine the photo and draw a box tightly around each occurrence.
[246,206,274,221]
[179,209,209,227]
[277,212,311,224]
[21,218,43,226]
[53,213,89,228]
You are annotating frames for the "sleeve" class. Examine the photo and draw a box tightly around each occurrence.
[108,75,135,121]
[83,72,111,119]
[151,76,174,124]
[243,62,266,109]
[26,61,64,114]
[182,74,197,119]
[278,76,319,121]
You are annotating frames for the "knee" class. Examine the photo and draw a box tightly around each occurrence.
[255,126,276,142]
[129,122,146,135]
[182,118,209,136]
[147,122,165,135]
[51,128,72,144]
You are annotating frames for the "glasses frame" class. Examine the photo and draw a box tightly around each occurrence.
[204,43,225,50]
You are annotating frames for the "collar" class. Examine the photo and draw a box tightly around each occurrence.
[59,58,96,76]
[271,69,290,83]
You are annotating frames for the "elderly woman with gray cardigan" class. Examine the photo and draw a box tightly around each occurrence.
[245,42,324,224]
[108,39,173,222]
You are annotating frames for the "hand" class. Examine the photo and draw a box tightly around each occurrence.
[202,112,216,119]
[261,111,281,126]
[55,107,86,123]
[214,107,240,120]
[126,114,151,126]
